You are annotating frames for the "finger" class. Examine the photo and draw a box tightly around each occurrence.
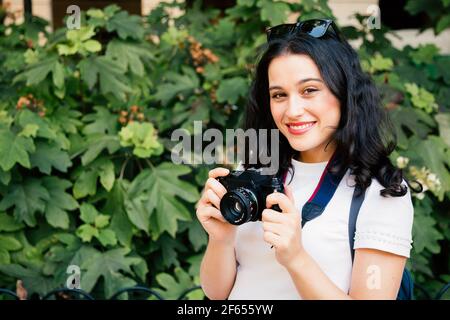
[208,167,230,179]
[205,178,228,198]
[263,231,280,248]
[266,192,296,214]
[197,205,227,223]
[261,208,285,223]
[262,221,284,236]
[196,188,210,209]
[284,184,295,206]
[206,189,221,210]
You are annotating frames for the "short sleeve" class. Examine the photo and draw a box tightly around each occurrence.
[353,179,414,258]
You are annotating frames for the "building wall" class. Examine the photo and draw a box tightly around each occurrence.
[4,0,450,53]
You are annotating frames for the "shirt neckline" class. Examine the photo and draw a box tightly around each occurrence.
[291,157,329,176]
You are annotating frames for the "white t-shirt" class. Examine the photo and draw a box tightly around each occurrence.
[227,158,414,300]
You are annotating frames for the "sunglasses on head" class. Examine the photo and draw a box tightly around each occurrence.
[266,19,342,43]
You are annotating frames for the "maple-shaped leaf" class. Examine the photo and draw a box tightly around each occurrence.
[78,56,132,101]
[103,179,134,247]
[126,162,199,238]
[13,55,65,89]
[30,141,72,174]
[106,11,144,40]
[82,106,118,135]
[0,128,35,171]
[79,247,140,298]
[73,157,116,198]
[42,177,78,229]
[151,267,203,300]
[154,67,200,105]
[106,40,154,76]
[0,178,50,226]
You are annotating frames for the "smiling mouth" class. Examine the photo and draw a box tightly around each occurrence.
[287,122,316,130]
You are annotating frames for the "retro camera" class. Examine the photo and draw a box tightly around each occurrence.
[217,168,285,225]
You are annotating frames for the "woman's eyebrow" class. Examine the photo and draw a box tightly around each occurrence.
[268,78,323,91]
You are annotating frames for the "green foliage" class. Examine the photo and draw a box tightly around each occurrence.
[0,0,448,300]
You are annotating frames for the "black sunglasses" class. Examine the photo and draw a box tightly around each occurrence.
[266,19,342,43]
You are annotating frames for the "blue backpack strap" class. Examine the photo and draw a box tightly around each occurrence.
[348,184,414,300]
[348,184,365,262]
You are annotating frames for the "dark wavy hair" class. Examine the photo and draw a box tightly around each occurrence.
[242,31,422,197]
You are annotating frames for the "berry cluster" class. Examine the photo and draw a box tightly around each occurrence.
[187,36,219,74]
[118,105,145,125]
[16,94,46,117]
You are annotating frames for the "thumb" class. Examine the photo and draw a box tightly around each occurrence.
[284,184,295,206]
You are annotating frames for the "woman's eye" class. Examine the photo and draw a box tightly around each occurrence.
[271,93,285,99]
[303,88,318,95]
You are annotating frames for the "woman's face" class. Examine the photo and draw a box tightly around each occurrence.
[268,53,341,162]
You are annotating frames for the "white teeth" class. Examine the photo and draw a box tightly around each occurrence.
[289,122,315,130]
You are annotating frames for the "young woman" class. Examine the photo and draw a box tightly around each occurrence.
[195,19,420,300]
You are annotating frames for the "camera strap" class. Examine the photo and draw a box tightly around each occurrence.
[282,151,347,228]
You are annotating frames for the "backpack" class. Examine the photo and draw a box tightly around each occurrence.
[348,185,414,300]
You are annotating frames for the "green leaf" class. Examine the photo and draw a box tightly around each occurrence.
[0,249,9,264]
[0,178,50,226]
[80,203,99,224]
[126,163,199,238]
[106,40,154,76]
[73,169,98,199]
[13,56,62,86]
[78,56,132,101]
[95,214,110,229]
[187,219,207,251]
[84,40,102,53]
[0,168,11,185]
[82,106,118,135]
[42,177,78,229]
[408,136,450,200]
[99,159,115,192]
[405,83,438,114]
[435,113,450,147]
[97,229,117,247]
[106,11,144,40]
[0,128,35,171]
[413,214,444,254]
[152,267,202,300]
[436,15,450,34]
[80,247,138,297]
[258,0,289,25]
[119,122,163,158]
[17,110,57,140]
[409,44,439,65]
[104,180,134,247]
[154,67,200,105]
[19,124,39,138]
[30,141,72,174]
[124,194,150,234]
[216,77,248,105]
[73,158,117,198]
[0,235,23,251]
[0,212,25,232]
[76,224,99,242]
[81,134,120,166]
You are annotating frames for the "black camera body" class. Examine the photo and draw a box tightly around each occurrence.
[217,168,285,225]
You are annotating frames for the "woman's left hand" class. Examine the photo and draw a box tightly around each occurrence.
[262,185,306,269]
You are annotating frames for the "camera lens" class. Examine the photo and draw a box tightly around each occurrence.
[220,187,258,225]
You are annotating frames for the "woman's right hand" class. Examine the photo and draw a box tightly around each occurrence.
[196,167,237,245]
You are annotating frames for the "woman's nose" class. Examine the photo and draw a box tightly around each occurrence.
[285,95,306,118]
